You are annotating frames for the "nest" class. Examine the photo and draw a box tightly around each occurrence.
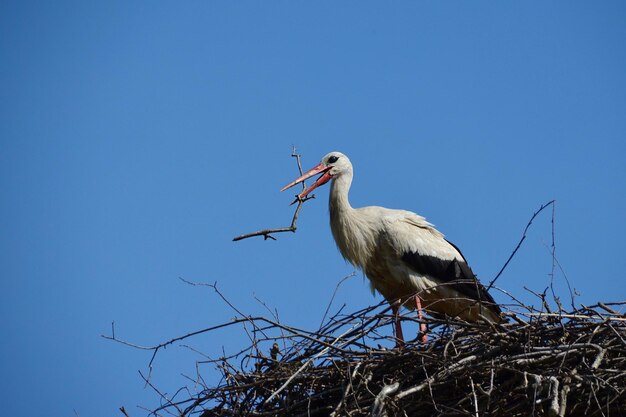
[143,298,625,417]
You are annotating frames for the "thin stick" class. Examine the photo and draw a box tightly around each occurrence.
[487,200,555,291]
[470,376,479,417]
[320,272,356,328]
[527,313,626,322]
[138,370,182,415]
[233,147,313,241]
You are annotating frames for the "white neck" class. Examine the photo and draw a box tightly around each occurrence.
[329,171,353,215]
[328,170,376,268]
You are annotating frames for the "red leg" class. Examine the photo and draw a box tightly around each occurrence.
[391,302,405,348]
[415,295,428,344]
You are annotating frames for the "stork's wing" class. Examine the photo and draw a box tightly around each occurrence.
[385,212,500,312]
[401,248,499,308]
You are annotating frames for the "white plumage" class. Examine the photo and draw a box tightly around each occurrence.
[282,151,502,344]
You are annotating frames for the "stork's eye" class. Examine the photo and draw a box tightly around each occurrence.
[328,155,339,164]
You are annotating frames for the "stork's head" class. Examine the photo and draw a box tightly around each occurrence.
[280,151,351,201]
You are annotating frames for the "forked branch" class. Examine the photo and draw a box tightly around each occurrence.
[233,147,313,241]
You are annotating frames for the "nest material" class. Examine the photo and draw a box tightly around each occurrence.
[153,301,625,417]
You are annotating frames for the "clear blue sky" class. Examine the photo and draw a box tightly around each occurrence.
[1,2,625,416]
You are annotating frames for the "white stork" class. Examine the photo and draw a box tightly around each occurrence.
[281,151,502,345]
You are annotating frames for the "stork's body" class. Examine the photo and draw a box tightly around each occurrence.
[282,152,502,344]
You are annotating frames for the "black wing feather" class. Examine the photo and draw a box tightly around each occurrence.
[401,248,500,313]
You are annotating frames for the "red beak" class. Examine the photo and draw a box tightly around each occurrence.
[280,163,333,202]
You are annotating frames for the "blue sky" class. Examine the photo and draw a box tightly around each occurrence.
[1,2,625,416]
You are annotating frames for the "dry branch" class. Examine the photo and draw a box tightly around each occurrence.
[232,147,313,241]
[487,200,555,291]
